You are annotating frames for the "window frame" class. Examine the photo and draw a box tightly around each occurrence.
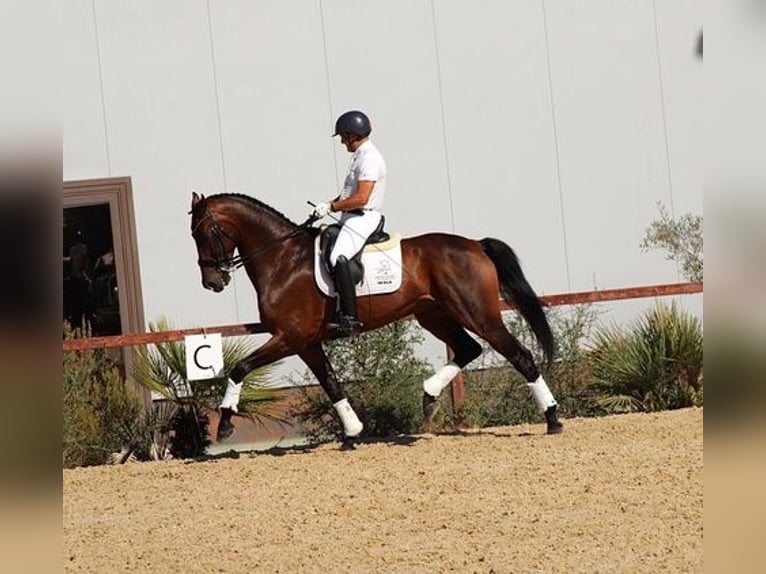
[63,177,146,400]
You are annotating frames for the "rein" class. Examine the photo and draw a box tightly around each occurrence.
[194,208,319,272]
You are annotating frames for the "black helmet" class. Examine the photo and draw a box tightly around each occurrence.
[333,110,371,137]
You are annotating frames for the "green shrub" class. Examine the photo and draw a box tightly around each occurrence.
[63,322,142,467]
[589,301,703,413]
[294,307,603,436]
[292,321,434,441]
[292,300,703,437]
[461,304,603,428]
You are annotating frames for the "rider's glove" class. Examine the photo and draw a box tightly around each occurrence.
[312,202,332,218]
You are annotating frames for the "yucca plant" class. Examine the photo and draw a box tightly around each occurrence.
[132,316,284,458]
[589,301,703,413]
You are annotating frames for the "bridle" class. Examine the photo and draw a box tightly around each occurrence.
[191,207,318,273]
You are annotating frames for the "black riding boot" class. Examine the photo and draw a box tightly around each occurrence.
[328,256,363,336]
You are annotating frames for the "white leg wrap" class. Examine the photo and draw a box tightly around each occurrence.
[333,398,363,437]
[527,375,557,412]
[219,379,243,413]
[423,361,461,398]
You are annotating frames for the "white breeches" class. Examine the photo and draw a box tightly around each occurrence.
[329,211,383,267]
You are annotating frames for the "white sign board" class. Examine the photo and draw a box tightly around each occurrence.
[184,333,224,380]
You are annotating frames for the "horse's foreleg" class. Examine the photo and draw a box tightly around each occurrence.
[216,335,293,442]
[299,344,363,444]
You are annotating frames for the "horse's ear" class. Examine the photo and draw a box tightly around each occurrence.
[191,192,204,207]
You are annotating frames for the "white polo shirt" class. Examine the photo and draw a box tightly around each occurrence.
[339,139,386,211]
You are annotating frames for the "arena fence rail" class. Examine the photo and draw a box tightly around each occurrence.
[63,281,703,411]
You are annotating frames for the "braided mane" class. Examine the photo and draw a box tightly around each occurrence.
[209,193,299,227]
[204,192,320,238]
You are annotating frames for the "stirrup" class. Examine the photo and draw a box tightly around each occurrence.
[327,314,363,336]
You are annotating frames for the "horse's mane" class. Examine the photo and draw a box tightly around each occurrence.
[205,193,320,237]
[210,193,297,225]
[209,193,296,225]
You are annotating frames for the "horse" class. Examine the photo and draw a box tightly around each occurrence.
[189,192,563,445]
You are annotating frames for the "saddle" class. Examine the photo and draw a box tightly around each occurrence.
[320,216,390,284]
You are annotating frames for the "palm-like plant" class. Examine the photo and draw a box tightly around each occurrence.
[132,317,283,457]
[589,301,703,413]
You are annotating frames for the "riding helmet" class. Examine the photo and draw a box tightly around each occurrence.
[333,110,371,137]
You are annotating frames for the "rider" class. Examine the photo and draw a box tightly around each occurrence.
[312,110,387,336]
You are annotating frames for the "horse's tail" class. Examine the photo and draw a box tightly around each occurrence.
[480,237,554,366]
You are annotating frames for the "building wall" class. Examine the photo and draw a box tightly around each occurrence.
[63,0,702,376]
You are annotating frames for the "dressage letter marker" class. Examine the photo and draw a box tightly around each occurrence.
[185,333,224,380]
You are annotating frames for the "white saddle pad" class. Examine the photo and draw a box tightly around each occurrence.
[314,233,403,297]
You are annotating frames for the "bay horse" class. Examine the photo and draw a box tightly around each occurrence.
[189,192,563,445]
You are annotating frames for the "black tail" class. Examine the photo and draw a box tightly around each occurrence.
[480,237,554,366]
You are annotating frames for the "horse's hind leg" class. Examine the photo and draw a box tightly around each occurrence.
[414,306,483,421]
[299,343,363,447]
[477,323,563,434]
[434,301,562,433]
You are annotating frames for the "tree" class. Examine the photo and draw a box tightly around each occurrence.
[641,202,703,281]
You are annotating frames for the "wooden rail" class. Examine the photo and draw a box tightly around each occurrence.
[63,282,702,352]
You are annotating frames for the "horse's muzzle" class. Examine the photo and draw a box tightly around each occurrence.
[202,269,230,292]
[202,279,223,293]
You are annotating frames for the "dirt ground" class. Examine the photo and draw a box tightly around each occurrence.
[63,408,703,573]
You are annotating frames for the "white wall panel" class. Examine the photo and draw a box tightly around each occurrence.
[432,0,569,295]
[321,0,452,236]
[652,0,705,319]
[93,0,236,328]
[206,0,337,320]
[63,0,110,178]
[207,0,335,214]
[545,0,677,291]
[653,0,703,216]
[62,0,703,370]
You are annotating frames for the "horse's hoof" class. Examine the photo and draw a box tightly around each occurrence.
[544,406,564,435]
[216,409,236,442]
[216,422,235,441]
[340,438,356,451]
[546,421,564,435]
[422,392,440,421]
